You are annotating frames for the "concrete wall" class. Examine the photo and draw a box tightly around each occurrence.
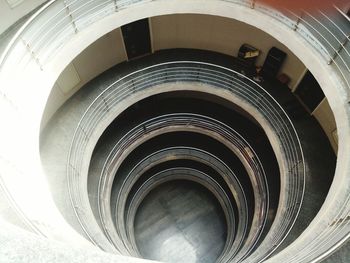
[0,0,347,260]
[150,14,338,153]
[0,219,154,263]
[312,98,338,153]
[150,14,306,89]
[0,0,47,34]
[41,28,127,129]
[42,13,334,158]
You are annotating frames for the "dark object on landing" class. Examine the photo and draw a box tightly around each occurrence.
[236,44,260,77]
[277,73,291,86]
[238,43,260,66]
[261,47,287,80]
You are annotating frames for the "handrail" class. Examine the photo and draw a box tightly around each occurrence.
[0,0,349,88]
[335,6,350,23]
[124,167,236,259]
[66,61,304,262]
[98,114,266,261]
[0,0,56,69]
[3,0,349,261]
[120,154,239,260]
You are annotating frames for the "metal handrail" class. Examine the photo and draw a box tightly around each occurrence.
[120,156,239,260]
[0,0,347,262]
[124,167,236,260]
[99,114,267,261]
[0,0,349,88]
[99,124,251,258]
[72,64,302,260]
[66,61,304,262]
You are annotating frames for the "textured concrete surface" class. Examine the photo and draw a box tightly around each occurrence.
[323,240,350,263]
[1,1,349,261]
[135,180,226,263]
[0,219,156,263]
[40,49,338,261]
[261,80,336,254]
[0,3,44,56]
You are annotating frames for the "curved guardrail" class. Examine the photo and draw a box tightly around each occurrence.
[0,0,147,70]
[3,0,348,261]
[120,154,239,260]
[0,0,349,92]
[96,113,269,261]
[253,3,350,91]
[124,167,236,260]
[66,61,304,262]
[110,145,248,261]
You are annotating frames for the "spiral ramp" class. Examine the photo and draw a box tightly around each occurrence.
[0,1,349,262]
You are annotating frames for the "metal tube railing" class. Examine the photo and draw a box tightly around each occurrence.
[98,114,267,261]
[66,61,304,262]
[118,153,240,260]
[124,167,236,259]
[1,0,349,85]
[2,0,348,261]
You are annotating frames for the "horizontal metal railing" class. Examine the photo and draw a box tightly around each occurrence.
[0,0,149,70]
[252,3,350,92]
[119,152,240,261]
[0,0,349,93]
[124,166,236,260]
[66,61,305,262]
[98,114,268,261]
[99,121,250,258]
[1,0,347,261]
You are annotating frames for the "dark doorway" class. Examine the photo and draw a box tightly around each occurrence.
[121,18,152,60]
[295,70,325,112]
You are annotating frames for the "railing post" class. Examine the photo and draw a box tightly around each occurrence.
[0,90,17,110]
[329,37,349,65]
[68,163,79,174]
[186,118,194,127]
[196,66,201,80]
[78,126,89,141]
[102,95,110,113]
[63,0,78,34]
[114,0,118,11]
[293,12,303,31]
[250,0,256,9]
[131,79,135,93]
[329,49,340,65]
[21,38,43,70]
[288,160,302,174]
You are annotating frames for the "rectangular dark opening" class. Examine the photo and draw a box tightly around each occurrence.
[121,18,151,60]
[295,70,325,112]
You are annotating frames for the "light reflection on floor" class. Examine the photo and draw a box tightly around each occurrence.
[134,180,227,263]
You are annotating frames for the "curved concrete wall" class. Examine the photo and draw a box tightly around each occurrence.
[42,13,307,129]
[0,0,47,34]
[0,0,349,261]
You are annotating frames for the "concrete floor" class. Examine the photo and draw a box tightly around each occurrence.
[40,49,338,261]
[134,180,227,263]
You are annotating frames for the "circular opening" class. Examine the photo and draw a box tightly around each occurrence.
[134,180,228,263]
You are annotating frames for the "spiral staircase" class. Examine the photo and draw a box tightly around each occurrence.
[0,1,349,262]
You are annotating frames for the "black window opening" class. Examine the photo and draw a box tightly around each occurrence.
[295,70,325,113]
[121,18,152,60]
